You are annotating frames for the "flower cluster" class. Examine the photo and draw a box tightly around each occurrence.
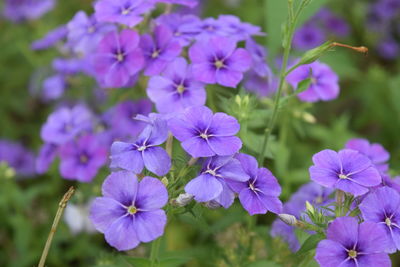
[0,139,36,178]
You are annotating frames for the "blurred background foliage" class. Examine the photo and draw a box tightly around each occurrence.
[0,0,399,266]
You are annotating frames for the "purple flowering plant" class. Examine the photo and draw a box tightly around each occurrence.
[6,0,399,266]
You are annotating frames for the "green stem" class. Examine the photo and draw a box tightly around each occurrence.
[258,0,300,165]
[150,237,162,267]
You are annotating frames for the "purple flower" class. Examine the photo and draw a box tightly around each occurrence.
[104,99,152,140]
[189,36,251,87]
[309,149,382,196]
[94,0,154,27]
[244,71,277,97]
[293,23,325,51]
[323,14,350,37]
[147,57,206,113]
[41,105,93,145]
[245,38,269,77]
[185,156,249,206]
[90,171,168,251]
[140,25,182,76]
[0,140,36,177]
[155,14,201,46]
[271,182,333,251]
[360,186,400,253]
[345,138,390,174]
[152,0,198,7]
[59,134,107,182]
[93,30,144,88]
[193,17,230,40]
[286,61,339,103]
[315,217,390,267]
[110,117,171,176]
[36,143,58,174]
[52,58,87,75]
[3,0,54,22]
[31,25,67,50]
[168,106,242,158]
[42,75,66,101]
[67,11,115,55]
[218,15,263,41]
[227,153,282,215]
[378,39,400,60]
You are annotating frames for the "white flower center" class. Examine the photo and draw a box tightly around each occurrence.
[386,217,392,226]
[339,174,348,179]
[214,60,224,69]
[348,250,357,259]
[127,205,137,215]
[137,145,147,152]
[116,53,124,62]
[205,169,217,176]
[200,133,209,139]
[177,84,185,94]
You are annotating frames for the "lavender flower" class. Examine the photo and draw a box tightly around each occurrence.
[94,0,154,27]
[93,30,144,88]
[315,217,391,267]
[359,186,400,253]
[59,134,107,182]
[152,0,198,7]
[147,57,206,113]
[140,25,182,76]
[189,36,251,87]
[110,117,171,176]
[244,70,277,97]
[36,143,57,174]
[168,106,242,158]
[309,149,382,196]
[31,25,67,51]
[40,105,93,145]
[155,14,201,46]
[245,38,269,77]
[0,140,36,177]
[90,171,168,251]
[3,0,54,22]
[378,39,400,60]
[293,23,325,51]
[286,61,340,103]
[193,17,230,40]
[185,156,249,206]
[67,11,115,55]
[227,153,282,215]
[218,15,263,41]
[345,138,390,174]
[42,75,66,101]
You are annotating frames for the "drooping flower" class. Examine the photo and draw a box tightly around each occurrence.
[67,11,116,55]
[185,156,249,207]
[168,105,242,158]
[93,29,144,88]
[94,0,154,28]
[245,38,270,77]
[271,182,333,251]
[40,105,93,145]
[31,25,68,50]
[189,36,251,87]
[140,25,182,76]
[110,116,171,176]
[345,138,390,174]
[309,149,382,196]
[359,186,400,253]
[286,61,340,103]
[0,139,36,177]
[90,171,168,251]
[147,57,206,113]
[315,217,391,267]
[59,134,107,182]
[293,23,325,51]
[227,153,282,215]
[3,0,55,22]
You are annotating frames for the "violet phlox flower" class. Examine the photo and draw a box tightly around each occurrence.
[292,23,325,51]
[40,104,93,145]
[360,186,400,253]
[3,0,55,22]
[227,153,282,215]
[59,134,107,182]
[140,25,182,76]
[189,36,251,87]
[218,15,264,41]
[36,143,58,174]
[93,29,144,88]
[31,25,68,51]
[286,61,340,103]
[315,216,391,267]
[110,116,171,176]
[94,0,154,28]
[185,156,249,206]
[168,105,242,158]
[155,14,201,46]
[0,139,36,177]
[67,11,116,55]
[90,171,168,251]
[147,57,206,113]
[152,0,198,8]
[309,149,382,196]
[345,138,390,174]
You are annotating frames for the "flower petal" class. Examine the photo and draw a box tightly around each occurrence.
[135,210,167,243]
[110,142,144,173]
[185,174,223,202]
[208,136,242,156]
[315,240,348,267]
[102,171,138,206]
[136,177,168,211]
[142,146,171,176]
[327,217,358,248]
[104,215,140,251]
[89,197,126,233]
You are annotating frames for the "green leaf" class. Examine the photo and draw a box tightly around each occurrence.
[159,256,191,267]
[295,77,313,95]
[124,257,150,267]
[295,234,324,256]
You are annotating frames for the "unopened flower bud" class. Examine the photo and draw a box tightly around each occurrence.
[278,213,298,226]
[161,177,169,187]
[171,193,194,207]
[305,201,315,214]
[204,200,222,209]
